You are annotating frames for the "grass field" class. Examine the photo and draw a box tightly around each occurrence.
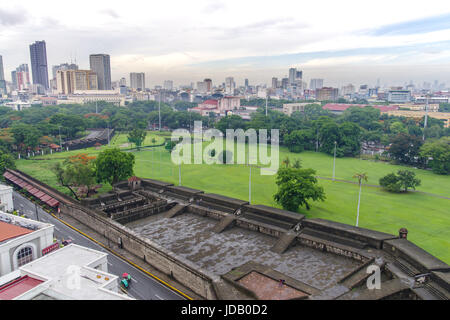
[15,132,450,263]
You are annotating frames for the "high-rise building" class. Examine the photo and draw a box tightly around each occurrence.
[119,77,127,86]
[13,64,31,91]
[130,72,145,91]
[316,87,339,101]
[56,69,98,94]
[52,63,78,80]
[310,79,324,91]
[281,78,289,89]
[29,40,49,90]
[272,77,278,89]
[89,54,111,90]
[0,55,4,81]
[197,81,207,93]
[289,68,296,85]
[244,79,249,88]
[225,77,235,95]
[163,80,173,91]
[204,79,212,92]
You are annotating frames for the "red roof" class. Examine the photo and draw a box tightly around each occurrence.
[0,276,44,300]
[322,103,399,113]
[199,99,218,106]
[0,221,33,243]
[128,176,141,182]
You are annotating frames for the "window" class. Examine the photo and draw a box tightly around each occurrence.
[17,246,33,267]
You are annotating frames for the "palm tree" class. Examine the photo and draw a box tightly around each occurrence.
[353,172,368,227]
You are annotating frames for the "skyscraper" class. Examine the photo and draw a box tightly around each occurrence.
[13,64,31,91]
[272,77,278,89]
[0,55,4,81]
[29,40,49,90]
[163,80,173,91]
[289,68,296,85]
[89,54,111,90]
[225,77,235,95]
[310,79,324,91]
[130,72,146,91]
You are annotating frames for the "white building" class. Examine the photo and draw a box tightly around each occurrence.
[0,212,54,277]
[3,101,32,111]
[130,72,145,91]
[0,244,133,300]
[388,90,411,103]
[0,184,13,212]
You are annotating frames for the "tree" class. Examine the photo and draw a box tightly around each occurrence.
[388,133,423,165]
[353,172,368,227]
[95,148,135,185]
[165,140,177,152]
[127,128,147,150]
[52,154,97,199]
[10,123,41,151]
[396,170,421,192]
[420,137,450,175]
[274,167,325,211]
[0,151,15,177]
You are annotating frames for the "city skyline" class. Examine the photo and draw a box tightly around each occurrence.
[1,0,450,87]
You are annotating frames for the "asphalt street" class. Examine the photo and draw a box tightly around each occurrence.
[13,191,184,300]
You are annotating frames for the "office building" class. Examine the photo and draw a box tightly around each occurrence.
[387,90,411,103]
[51,63,78,80]
[12,64,31,91]
[130,72,145,91]
[56,69,98,94]
[310,79,324,91]
[29,41,49,90]
[272,77,278,89]
[119,77,126,86]
[316,87,339,101]
[204,79,212,92]
[89,54,111,90]
[163,80,173,91]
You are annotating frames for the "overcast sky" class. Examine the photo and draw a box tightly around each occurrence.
[1,0,450,88]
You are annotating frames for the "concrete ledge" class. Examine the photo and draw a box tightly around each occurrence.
[199,193,248,210]
[301,218,396,249]
[383,238,450,273]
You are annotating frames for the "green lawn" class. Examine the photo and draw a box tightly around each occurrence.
[15,137,450,263]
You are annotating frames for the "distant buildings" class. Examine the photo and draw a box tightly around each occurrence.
[89,54,111,90]
[272,77,278,89]
[316,87,339,101]
[29,41,49,90]
[204,79,212,92]
[130,72,145,91]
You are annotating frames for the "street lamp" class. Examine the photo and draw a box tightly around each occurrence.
[332,141,337,181]
[158,91,162,131]
[58,126,62,152]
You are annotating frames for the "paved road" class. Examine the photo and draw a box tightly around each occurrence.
[13,191,184,301]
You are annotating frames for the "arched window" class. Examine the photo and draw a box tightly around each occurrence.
[17,246,33,267]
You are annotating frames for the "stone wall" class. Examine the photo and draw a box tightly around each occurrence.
[59,202,219,299]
